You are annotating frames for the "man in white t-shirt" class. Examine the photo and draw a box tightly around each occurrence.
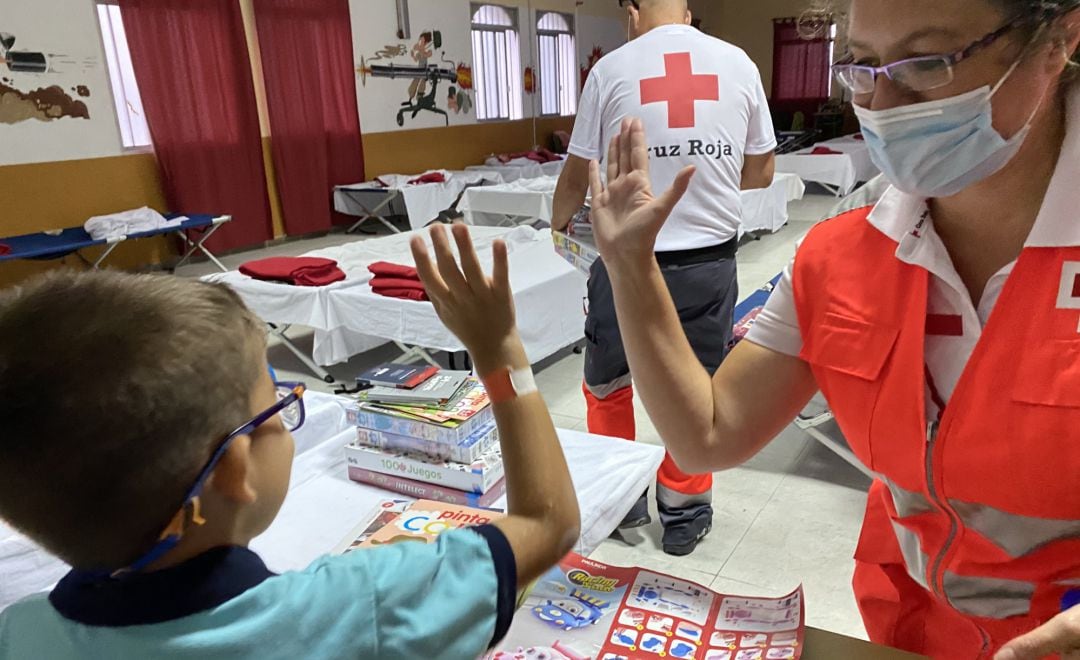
[551,0,776,556]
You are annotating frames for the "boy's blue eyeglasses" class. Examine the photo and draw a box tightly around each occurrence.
[115,379,307,576]
[832,12,1045,96]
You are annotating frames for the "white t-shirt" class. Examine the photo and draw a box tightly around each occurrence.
[569,24,777,252]
[746,84,1080,415]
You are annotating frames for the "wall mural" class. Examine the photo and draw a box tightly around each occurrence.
[357,29,474,127]
[0,31,97,125]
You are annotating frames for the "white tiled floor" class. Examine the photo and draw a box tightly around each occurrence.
[178,193,871,639]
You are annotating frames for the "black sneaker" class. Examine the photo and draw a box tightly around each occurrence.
[618,490,652,530]
[662,516,712,556]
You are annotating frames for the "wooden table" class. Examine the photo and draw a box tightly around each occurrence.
[805,628,927,659]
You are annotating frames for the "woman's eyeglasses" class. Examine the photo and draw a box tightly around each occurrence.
[832,16,1028,96]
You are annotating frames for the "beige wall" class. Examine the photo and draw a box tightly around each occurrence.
[692,0,817,95]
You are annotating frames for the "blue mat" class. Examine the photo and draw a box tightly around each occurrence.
[734,273,782,321]
[0,214,218,263]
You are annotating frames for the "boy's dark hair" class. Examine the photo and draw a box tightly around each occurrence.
[0,270,265,570]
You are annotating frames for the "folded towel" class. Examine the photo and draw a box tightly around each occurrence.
[240,257,346,287]
[809,147,843,155]
[407,172,447,185]
[372,287,429,302]
[84,207,184,241]
[370,276,426,292]
[368,261,420,279]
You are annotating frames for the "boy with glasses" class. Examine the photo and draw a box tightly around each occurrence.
[0,224,580,659]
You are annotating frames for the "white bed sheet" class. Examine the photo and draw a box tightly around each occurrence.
[466,162,546,183]
[480,156,566,179]
[775,135,879,196]
[334,170,499,230]
[460,172,805,236]
[0,391,663,611]
[815,135,879,185]
[741,172,807,234]
[207,226,587,367]
[458,175,560,225]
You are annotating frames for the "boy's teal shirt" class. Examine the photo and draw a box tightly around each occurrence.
[0,526,515,660]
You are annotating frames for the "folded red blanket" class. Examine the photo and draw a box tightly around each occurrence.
[408,172,447,185]
[809,146,843,155]
[372,287,429,302]
[368,261,419,279]
[370,276,426,292]
[853,133,864,141]
[0,243,10,256]
[536,148,562,163]
[240,257,346,287]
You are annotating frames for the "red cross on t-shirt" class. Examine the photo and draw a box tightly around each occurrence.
[640,52,720,129]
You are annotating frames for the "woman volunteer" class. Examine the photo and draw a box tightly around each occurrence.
[586,0,1080,657]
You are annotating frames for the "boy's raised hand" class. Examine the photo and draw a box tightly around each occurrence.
[410,224,518,366]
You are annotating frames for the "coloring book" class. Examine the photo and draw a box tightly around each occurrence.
[486,553,804,660]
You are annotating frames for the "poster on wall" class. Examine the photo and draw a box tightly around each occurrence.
[0,0,123,166]
[350,0,478,133]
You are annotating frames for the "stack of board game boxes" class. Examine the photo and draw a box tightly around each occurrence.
[344,364,506,508]
[552,207,598,276]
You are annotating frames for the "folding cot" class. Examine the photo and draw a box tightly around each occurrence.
[205,225,587,382]
[458,172,807,233]
[457,174,560,226]
[333,170,500,234]
[775,134,880,197]
[0,389,664,612]
[464,156,565,182]
[740,172,807,234]
[0,214,233,273]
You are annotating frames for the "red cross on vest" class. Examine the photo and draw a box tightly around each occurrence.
[640,52,719,129]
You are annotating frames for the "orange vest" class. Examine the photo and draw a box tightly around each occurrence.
[793,207,1080,659]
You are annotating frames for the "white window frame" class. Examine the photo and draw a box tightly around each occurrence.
[95,2,153,151]
[470,3,524,122]
[536,11,577,117]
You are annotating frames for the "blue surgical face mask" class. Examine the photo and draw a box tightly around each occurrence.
[854,57,1041,198]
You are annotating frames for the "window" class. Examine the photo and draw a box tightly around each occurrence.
[96,3,152,149]
[470,4,523,122]
[536,11,577,117]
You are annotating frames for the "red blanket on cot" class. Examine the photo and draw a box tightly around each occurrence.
[371,288,429,302]
[240,257,346,287]
[407,172,447,185]
[368,262,429,301]
[368,261,419,279]
[370,276,426,292]
[809,146,843,155]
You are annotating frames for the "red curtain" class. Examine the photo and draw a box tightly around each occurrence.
[771,18,833,119]
[254,0,365,235]
[119,0,272,252]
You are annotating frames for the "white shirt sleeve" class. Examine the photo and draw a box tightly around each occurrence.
[568,70,605,162]
[744,69,778,156]
[744,256,804,356]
